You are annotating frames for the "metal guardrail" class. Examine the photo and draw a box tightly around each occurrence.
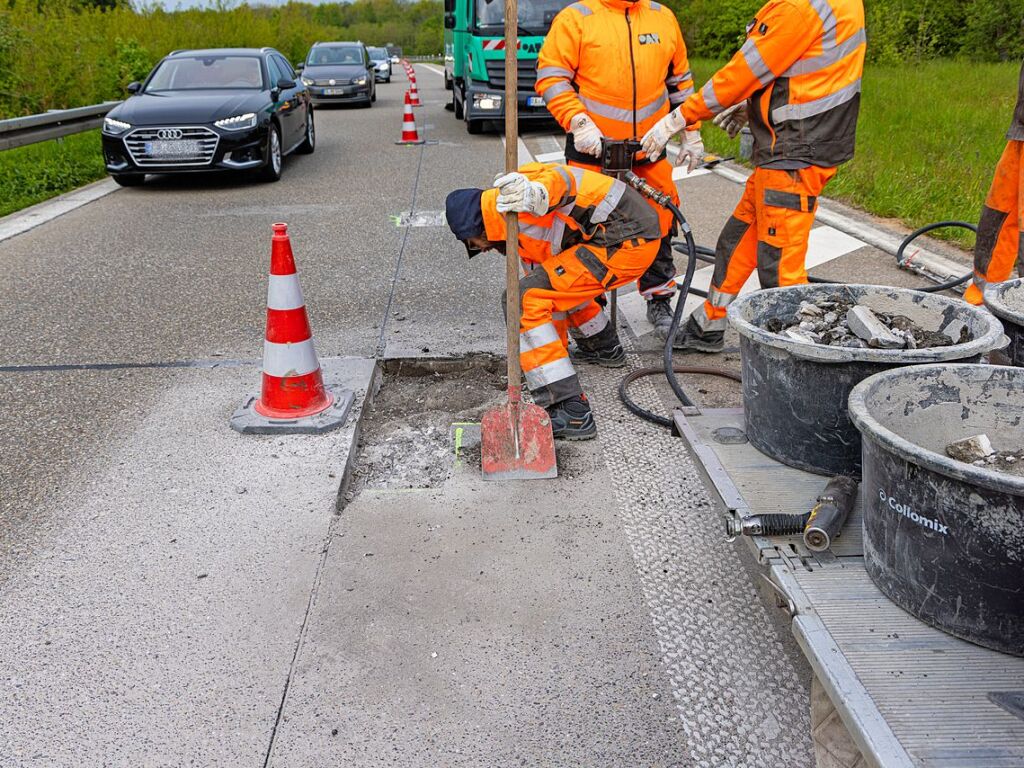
[0,102,122,151]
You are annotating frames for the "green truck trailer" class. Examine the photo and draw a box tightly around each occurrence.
[443,0,575,134]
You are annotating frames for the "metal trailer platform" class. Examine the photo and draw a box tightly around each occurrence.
[674,407,1024,768]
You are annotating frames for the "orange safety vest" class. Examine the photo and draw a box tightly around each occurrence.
[480,163,660,262]
[680,0,865,167]
[536,0,696,163]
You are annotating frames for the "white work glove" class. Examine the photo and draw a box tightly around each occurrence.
[569,113,603,158]
[675,130,705,173]
[641,108,686,160]
[713,102,748,139]
[493,172,550,216]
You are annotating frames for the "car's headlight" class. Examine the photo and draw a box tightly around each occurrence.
[301,77,314,86]
[354,76,367,85]
[103,117,131,135]
[214,113,257,131]
[473,93,502,110]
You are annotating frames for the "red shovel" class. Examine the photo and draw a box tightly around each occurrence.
[480,0,558,481]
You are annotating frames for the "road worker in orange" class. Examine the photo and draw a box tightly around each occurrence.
[445,163,661,440]
[641,0,866,351]
[535,0,700,343]
[964,59,1024,305]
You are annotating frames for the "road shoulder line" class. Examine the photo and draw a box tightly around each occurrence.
[0,177,118,244]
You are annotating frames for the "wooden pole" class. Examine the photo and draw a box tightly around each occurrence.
[503,0,521,451]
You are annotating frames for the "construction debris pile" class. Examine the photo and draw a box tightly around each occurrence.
[946,434,1024,477]
[764,299,972,349]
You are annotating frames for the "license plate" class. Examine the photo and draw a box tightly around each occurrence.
[527,96,545,107]
[323,88,345,95]
[145,140,202,157]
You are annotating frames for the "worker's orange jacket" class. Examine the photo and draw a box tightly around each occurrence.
[680,0,865,167]
[535,0,696,163]
[480,163,660,264]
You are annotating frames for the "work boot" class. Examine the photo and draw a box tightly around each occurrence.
[646,297,677,341]
[570,342,626,367]
[546,394,597,441]
[673,315,725,353]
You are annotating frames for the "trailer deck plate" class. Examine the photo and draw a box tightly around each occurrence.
[674,407,1024,768]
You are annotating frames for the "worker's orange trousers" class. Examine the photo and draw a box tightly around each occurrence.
[965,140,1024,305]
[570,157,680,298]
[692,165,837,333]
[517,238,659,407]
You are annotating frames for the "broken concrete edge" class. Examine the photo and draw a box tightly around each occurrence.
[334,361,384,513]
[380,352,505,378]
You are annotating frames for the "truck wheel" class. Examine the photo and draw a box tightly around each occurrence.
[444,72,453,91]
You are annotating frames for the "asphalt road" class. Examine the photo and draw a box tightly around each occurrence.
[0,64,978,767]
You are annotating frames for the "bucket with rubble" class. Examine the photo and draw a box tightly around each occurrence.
[983,277,1024,367]
[727,284,1004,476]
[849,364,1024,655]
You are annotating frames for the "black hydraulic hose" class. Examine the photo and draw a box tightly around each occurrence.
[676,222,977,295]
[618,365,741,428]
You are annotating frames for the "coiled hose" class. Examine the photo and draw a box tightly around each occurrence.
[622,181,978,427]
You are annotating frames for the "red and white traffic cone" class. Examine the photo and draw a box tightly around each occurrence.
[230,223,354,434]
[395,91,425,145]
[408,73,422,107]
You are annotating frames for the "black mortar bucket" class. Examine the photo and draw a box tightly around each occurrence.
[849,364,1024,656]
[727,284,1005,476]
[984,277,1024,367]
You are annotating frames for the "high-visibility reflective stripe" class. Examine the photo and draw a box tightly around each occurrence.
[541,81,575,103]
[772,78,860,122]
[568,2,592,15]
[565,166,585,184]
[707,286,738,308]
[669,91,686,105]
[650,1,662,9]
[520,323,561,352]
[267,273,305,311]
[521,216,567,253]
[537,66,575,80]
[678,85,695,100]
[524,356,577,389]
[579,90,667,125]
[554,166,577,201]
[783,29,865,76]
[263,338,320,378]
[701,81,723,115]
[805,0,838,45]
[741,39,774,87]
[552,311,568,321]
[640,278,675,298]
[665,74,683,86]
[592,179,626,223]
[567,300,592,315]
[574,309,608,337]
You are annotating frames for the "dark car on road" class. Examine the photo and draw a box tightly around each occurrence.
[298,42,376,107]
[367,46,392,83]
[101,47,314,186]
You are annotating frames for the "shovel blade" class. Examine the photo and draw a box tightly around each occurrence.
[481,401,558,481]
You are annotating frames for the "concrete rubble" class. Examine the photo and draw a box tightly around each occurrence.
[946,433,1024,477]
[766,299,972,349]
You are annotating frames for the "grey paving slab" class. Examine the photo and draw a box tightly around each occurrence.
[0,358,375,767]
[268,440,691,768]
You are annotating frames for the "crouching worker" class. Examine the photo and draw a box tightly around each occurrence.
[445,163,661,440]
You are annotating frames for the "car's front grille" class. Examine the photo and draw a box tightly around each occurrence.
[485,58,537,91]
[124,126,219,167]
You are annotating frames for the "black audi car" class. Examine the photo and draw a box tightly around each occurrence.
[298,41,376,107]
[101,47,314,186]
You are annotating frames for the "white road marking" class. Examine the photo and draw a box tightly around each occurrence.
[418,64,445,76]
[0,178,118,244]
[619,224,867,338]
[535,151,565,163]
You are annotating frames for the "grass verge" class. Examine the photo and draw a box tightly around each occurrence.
[0,130,108,219]
[691,59,1020,249]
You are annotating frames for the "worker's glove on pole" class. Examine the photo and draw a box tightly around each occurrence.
[494,172,550,216]
[712,103,748,139]
[569,113,604,158]
[641,108,686,161]
[674,130,705,173]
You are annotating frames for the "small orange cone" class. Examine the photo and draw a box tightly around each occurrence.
[395,91,425,145]
[408,74,422,107]
[230,223,354,434]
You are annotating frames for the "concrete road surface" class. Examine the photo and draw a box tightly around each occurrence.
[0,64,974,767]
